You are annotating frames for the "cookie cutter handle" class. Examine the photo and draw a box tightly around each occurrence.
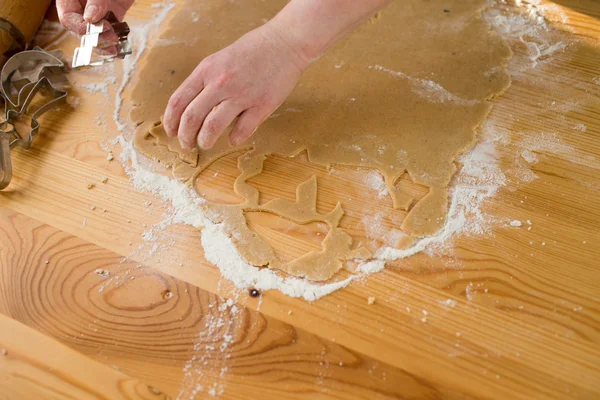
[0,132,12,190]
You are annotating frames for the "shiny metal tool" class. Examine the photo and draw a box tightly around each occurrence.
[72,11,132,68]
[0,47,67,190]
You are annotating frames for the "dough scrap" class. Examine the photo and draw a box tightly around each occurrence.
[131,0,511,281]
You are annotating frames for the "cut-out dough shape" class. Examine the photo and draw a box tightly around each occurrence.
[130,0,511,281]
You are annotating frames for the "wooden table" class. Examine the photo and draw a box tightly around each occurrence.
[1,1,599,398]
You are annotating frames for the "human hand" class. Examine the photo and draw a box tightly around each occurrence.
[163,23,310,150]
[56,0,134,53]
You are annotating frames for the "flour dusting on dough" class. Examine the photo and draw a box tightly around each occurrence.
[369,65,479,106]
[111,0,573,299]
[113,1,177,132]
[364,170,388,198]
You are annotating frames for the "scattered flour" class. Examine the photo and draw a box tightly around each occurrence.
[78,82,109,97]
[109,0,570,301]
[369,64,479,106]
[521,149,539,163]
[364,170,388,198]
[113,2,177,132]
[117,94,512,299]
[442,299,457,307]
[485,0,568,68]
[179,299,239,398]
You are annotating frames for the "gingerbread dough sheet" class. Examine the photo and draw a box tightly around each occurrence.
[131,0,511,282]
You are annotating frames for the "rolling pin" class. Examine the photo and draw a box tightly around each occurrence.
[0,0,53,56]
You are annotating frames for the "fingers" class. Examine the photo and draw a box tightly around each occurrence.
[59,12,87,35]
[98,29,119,48]
[56,0,86,34]
[197,101,244,149]
[164,65,206,137]
[57,1,114,35]
[176,88,220,149]
[96,45,118,56]
[229,108,269,146]
[83,0,109,23]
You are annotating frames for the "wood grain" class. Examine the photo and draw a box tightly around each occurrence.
[0,207,462,399]
[0,314,168,400]
[0,0,599,399]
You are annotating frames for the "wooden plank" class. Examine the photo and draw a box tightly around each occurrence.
[0,0,599,399]
[0,314,168,400]
[2,144,600,398]
[0,207,460,399]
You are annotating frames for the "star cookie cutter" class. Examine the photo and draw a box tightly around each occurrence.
[72,11,132,68]
[0,47,67,190]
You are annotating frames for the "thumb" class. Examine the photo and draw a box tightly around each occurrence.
[83,0,108,23]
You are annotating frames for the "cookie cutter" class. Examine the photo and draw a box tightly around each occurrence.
[72,11,132,68]
[0,47,67,190]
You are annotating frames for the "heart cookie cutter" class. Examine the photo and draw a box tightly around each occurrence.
[0,47,67,190]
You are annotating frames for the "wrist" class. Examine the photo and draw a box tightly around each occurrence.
[260,21,313,72]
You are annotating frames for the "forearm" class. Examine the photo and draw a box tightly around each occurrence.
[266,0,391,66]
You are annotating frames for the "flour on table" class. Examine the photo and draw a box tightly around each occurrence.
[364,170,388,198]
[108,0,573,300]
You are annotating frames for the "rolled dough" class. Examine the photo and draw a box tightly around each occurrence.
[131,0,511,281]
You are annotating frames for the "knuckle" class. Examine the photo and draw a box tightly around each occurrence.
[214,71,232,89]
[255,92,276,109]
[181,110,198,127]
[167,95,180,110]
[203,118,218,134]
[167,94,186,114]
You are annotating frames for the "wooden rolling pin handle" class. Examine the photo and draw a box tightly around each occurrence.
[0,0,53,55]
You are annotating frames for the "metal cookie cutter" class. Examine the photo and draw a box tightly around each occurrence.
[0,47,67,190]
[72,11,132,68]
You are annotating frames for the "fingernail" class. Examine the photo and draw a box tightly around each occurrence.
[84,5,100,21]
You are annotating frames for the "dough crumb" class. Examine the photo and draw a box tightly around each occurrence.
[107,153,114,161]
[87,183,95,189]
[0,349,7,356]
[510,220,522,227]
[45,260,49,265]
[288,310,293,315]
[101,177,109,183]
[367,296,376,305]
[442,299,457,307]
[91,205,96,210]
[94,269,110,278]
